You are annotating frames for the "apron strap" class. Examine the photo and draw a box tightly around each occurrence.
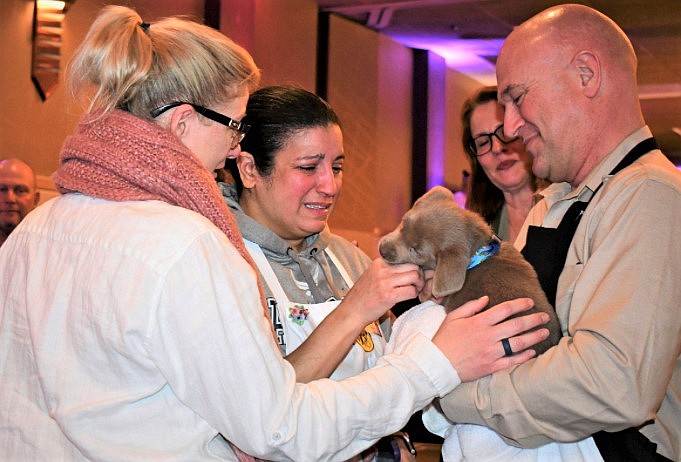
[325,248,355,288]
[243,239,291,306]
[244,240,356,305]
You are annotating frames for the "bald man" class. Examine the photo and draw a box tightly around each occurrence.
[438,4,681,461]
[0,158,40,246]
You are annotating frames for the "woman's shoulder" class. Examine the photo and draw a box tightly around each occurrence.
[327,232,366,253]
[326,232,372,269]
[41,194,231,258]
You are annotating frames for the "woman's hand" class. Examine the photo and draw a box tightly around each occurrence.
[432,296,550,382]
[339,257,424,327]
[288,258,423,382]
[418,269,443,304]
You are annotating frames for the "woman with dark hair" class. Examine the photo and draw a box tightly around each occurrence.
[461,86,547,242]
[221,86,416,385]
[221,85,425,459]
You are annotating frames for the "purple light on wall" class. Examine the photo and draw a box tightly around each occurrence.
[387,35,504,85]
[386,36,504,189]
[427,51,446,190]
[396,37,503,190]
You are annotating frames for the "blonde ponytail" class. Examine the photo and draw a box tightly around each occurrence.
[67,6,260,118]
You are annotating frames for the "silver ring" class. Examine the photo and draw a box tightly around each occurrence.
[501,338,513,357]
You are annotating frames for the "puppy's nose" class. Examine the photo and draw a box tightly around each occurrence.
[378,240,396,262]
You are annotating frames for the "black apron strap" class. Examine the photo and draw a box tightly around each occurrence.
[521,201,587,306]
[606,137,658,177]
[520,137,669,461]
[592,427,673,462]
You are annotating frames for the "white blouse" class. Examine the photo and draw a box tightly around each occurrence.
[0,193,460,461]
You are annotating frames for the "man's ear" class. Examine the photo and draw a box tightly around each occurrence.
[168,104,196,140]
[573,51,601,98]
[236,152,258,189]
[33,190,41,206]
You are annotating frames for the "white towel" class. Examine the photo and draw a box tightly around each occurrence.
[385,300,446,355]
[388,302,603,462]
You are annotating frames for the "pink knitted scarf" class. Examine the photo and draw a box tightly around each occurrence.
[53,109,270,462]
[53,109,249,257]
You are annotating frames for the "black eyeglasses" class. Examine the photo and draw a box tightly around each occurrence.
[470,124,519,157]
[150,102,250,149]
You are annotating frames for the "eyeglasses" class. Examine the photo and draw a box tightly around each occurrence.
[150,102,250,150]
[470,124,519,157]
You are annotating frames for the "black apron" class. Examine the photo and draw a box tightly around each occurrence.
[521,137,671,462]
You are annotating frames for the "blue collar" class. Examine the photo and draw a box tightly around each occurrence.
[467,235,501,270]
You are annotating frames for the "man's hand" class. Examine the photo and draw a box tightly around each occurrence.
[433,296,550,382]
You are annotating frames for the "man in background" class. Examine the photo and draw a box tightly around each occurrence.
[0,158,40,246]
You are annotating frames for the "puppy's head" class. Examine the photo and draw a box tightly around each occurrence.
[379,186,492,297]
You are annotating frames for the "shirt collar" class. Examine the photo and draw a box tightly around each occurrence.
[576,126,653,200]
[539,126,654,207]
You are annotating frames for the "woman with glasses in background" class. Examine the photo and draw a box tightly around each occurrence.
[462,86,548,243]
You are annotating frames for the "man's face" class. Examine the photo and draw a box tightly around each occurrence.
[496,33,589,186]
[496,42,551,178]
[0,160,40,236]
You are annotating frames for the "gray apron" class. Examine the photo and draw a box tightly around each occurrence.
[244,239,386,381]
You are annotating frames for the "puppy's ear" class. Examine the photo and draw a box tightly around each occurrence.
[415,186,454,208]
[431,251,469,297]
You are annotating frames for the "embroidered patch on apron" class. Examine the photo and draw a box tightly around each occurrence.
[356,322,379,352]
[288,304,310,326]
[356,331,374,352]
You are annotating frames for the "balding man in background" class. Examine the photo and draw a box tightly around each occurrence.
[438,4,681,461]
[0,158,40,246]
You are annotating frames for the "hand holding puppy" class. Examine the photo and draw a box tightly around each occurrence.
[432,296,549,382]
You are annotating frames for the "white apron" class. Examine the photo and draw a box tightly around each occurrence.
[244,239,386,380]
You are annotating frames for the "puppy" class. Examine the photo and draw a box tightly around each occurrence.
[379,186,561,354]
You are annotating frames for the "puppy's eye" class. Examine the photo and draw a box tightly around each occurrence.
[409,247,420,256]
